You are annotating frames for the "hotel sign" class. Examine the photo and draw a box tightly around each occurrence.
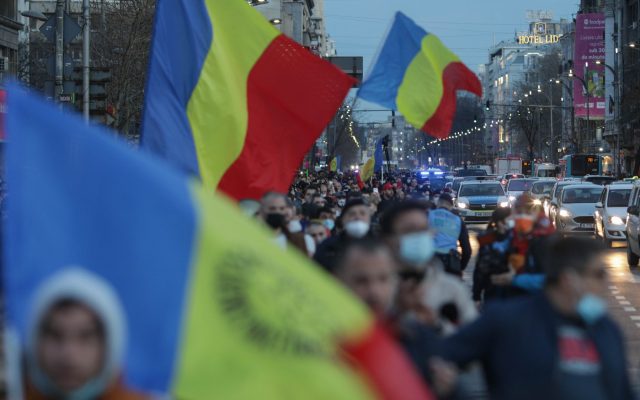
[518,34,562,45]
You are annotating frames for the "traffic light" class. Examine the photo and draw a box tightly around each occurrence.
[71,67,112,117]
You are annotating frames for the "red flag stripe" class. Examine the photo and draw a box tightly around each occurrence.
[218,35,355,200]
[421,62,482,139]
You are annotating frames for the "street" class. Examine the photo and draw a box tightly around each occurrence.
[464,225,640,394]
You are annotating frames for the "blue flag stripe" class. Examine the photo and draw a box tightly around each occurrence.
[140,0,212,178]
[357,12,428,110]
[6,86,197,391]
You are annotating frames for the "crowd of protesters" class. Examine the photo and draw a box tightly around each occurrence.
[241,168,634,400]
[13,167,636,399]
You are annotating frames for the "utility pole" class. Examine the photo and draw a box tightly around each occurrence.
[55,0,64,99]
[82,0,90,122]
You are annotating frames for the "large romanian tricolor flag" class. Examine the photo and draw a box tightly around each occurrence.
[4,88,434,399]
[358,12,482,139]
[141,0,354,200]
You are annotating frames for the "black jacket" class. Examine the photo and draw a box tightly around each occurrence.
[443,294,634,400]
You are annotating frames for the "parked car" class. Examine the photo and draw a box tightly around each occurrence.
[454,181,510,223]
[625,180,640,266]
[594,183,632,247]
[554,184,604,235]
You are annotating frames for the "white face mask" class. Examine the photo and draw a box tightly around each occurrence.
[288,220,302,233]
[399,231,435,266]
[344,220,370,238]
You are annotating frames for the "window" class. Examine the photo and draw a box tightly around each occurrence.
[0,0,16,20]
[562,187,604,204]
[459,184,505,197]
[607,189,631,207]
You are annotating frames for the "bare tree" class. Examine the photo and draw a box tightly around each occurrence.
[91,0,155,139]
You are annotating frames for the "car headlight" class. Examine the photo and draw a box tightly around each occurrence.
[559,208,572,218]
[509,195,516,201]
[457,202,468,209]
[610,216,625,225]
[499,201,510,208]
[533,199,542,206]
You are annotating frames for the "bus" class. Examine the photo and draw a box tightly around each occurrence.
[558,154,603,178]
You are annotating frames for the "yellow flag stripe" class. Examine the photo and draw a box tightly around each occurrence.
[173,183,375,399]
[186,0,279,188]
[397,34,460,129]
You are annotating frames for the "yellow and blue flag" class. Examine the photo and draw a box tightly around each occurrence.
[358,12,482,139]
[4,87,434,400]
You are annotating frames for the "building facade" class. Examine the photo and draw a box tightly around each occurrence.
[481,16,571,159]
[0,0,21,80]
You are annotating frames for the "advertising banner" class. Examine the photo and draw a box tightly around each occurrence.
[574,13,605,119]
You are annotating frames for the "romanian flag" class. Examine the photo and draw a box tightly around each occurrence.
[358,12,482,139]
[5,88,434,399]
[141,0,353,200]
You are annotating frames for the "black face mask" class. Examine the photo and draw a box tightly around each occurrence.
[265,213,286,230]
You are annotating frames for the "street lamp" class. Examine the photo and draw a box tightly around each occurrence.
[21,10,47,21]
[270,18,282,25]
[568,68,591,152]
[595,59,622,176]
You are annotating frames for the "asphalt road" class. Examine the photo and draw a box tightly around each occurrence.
[464,224,640,393]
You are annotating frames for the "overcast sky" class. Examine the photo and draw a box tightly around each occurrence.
[324,0,579,72]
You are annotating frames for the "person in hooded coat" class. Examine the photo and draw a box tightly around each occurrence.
[22,269,147,400]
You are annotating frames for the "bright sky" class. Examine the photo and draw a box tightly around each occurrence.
[325,0,578,72]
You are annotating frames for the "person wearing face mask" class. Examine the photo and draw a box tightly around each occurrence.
[315,206,336,234]
[443,237,633,400]
[490,193,556,295]
[472,208,514,306]
[428,194,472,277]
[334,238,459,399]
[259,192,314,256]
[380,201,477,334]
[313,199,373,272]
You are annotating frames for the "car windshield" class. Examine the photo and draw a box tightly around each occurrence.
[459,184,504,197]
[554,184,570,199]
[453,180,463,192]
[537,169,556,178]
[562,187,603,204]
[507,180,533,191]
[607,189,631,207]
[531,181,556,195]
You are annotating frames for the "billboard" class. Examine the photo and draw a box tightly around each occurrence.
[574,13,605,119]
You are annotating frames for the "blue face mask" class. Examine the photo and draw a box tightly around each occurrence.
[323,219,335,231]
[399,232,435,267]
[577,294,607,325]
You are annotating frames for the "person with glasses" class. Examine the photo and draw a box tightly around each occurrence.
[443,237,633,400]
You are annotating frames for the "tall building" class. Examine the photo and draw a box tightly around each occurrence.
[252,0,329,57]
[481,15,571,158]
[0,0,21,80]
[618,0,640,174]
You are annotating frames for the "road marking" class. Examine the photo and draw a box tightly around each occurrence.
[631,316,640,321]
[636,323,640,328]
[610,285,618,290]
[625,307,637,312]
[616,296,626,300]
[620,301,632,305]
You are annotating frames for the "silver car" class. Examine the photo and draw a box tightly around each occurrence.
[554,184,604,235]
[594,183,632,246]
